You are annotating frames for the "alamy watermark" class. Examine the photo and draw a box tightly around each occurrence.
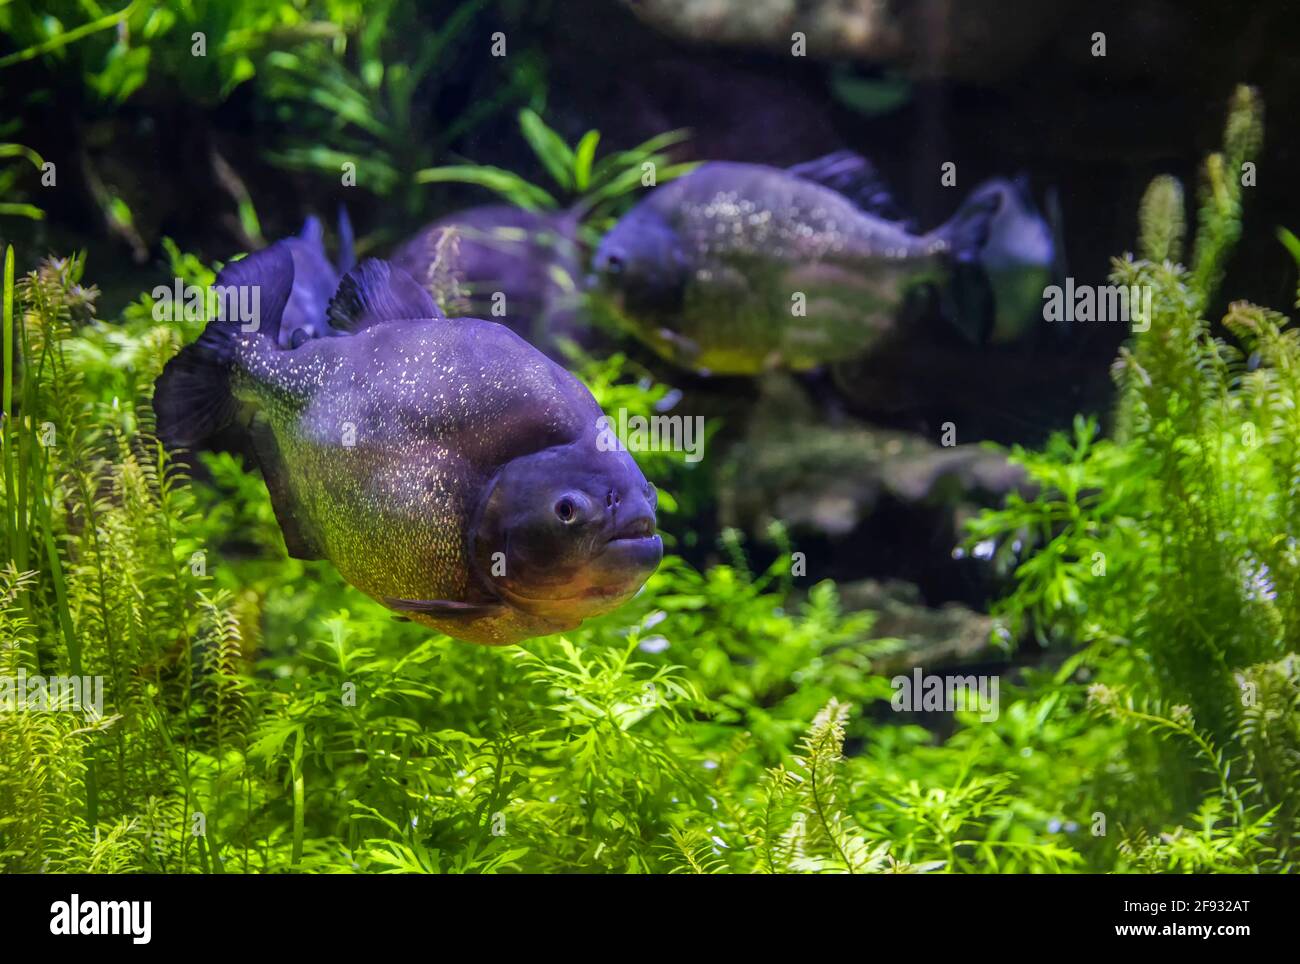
[597,409,705,463]
[152,278,261,331]
[891,668,1000,722]
[1043,278,1152,332]
[50,894,151,944]
[0,669,104,719]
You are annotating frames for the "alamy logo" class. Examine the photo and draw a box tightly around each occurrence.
[891,668,1000,722]
[50,894,151,944]
[597,408,705,464]
[1042,277,1152,332]
[0,670,104,719]
[152,278,262,331]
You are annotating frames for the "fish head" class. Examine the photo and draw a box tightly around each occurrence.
[591,207,689,323]
[470,440,662,626]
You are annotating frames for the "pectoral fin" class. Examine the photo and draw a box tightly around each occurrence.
[248,416,326,560]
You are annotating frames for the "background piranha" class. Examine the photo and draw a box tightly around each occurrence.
[590,156,1000,375]
[391,205,586,359]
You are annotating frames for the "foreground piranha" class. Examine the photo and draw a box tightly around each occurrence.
[154,241,662,645]
[591,153,1000,374]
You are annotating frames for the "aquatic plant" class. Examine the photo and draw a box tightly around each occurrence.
[968,85,1298,867]
[262,0,544,230]
[416,110,696,244]
[0,0,363,103]
[0,143,45,221]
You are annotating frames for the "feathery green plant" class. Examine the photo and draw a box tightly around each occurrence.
[968,85,1298,868]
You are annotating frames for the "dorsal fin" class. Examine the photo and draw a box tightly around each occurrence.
[213,242,296,326]
[788,151,913,226]
[326,259,443,333]
[154,243,295,448]
[299,215,324,246]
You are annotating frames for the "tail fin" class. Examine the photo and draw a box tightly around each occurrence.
[934,190,1003,344]
[935,189,1002,264]
[153,243,295,448]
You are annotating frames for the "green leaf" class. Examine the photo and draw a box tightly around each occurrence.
[518,108,575,192]
[414,164,558,211]
[573,130,601,193]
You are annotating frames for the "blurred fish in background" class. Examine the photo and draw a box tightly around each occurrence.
[391,204,587,359]
[590,155,1001,375]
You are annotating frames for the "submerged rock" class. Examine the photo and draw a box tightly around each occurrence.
[836,578,995,675]
[620,0,1062,81]
[717,375,1026,540]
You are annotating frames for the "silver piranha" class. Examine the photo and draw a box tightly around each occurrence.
[591,154,1000,375]
[154,242,662,645]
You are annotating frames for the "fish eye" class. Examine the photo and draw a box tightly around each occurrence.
[554,497,577,523]
[603,252,624,275]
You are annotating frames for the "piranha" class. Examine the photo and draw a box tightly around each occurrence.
[391,205,586,359]
[154,240,662,646]
[591,153,1000,375]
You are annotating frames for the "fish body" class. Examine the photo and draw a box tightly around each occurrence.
[391,205,585,358]
[592,158,998,374]
[155,245,661,645]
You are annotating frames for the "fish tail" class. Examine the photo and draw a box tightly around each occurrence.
[933,190,1003,344]
[153,242,295,447]
[935,189,1002,263]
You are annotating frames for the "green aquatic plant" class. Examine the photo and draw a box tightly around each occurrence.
[263,0,543,230]
[0,143,45,221]
[0,0,362,103]
[416,110,696,244]
[969,85,1298,867]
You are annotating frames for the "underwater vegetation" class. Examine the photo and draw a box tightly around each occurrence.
[0,78,1296,874]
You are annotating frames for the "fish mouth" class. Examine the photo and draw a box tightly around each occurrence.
[595,514,663,580]
[609,514,656,542]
